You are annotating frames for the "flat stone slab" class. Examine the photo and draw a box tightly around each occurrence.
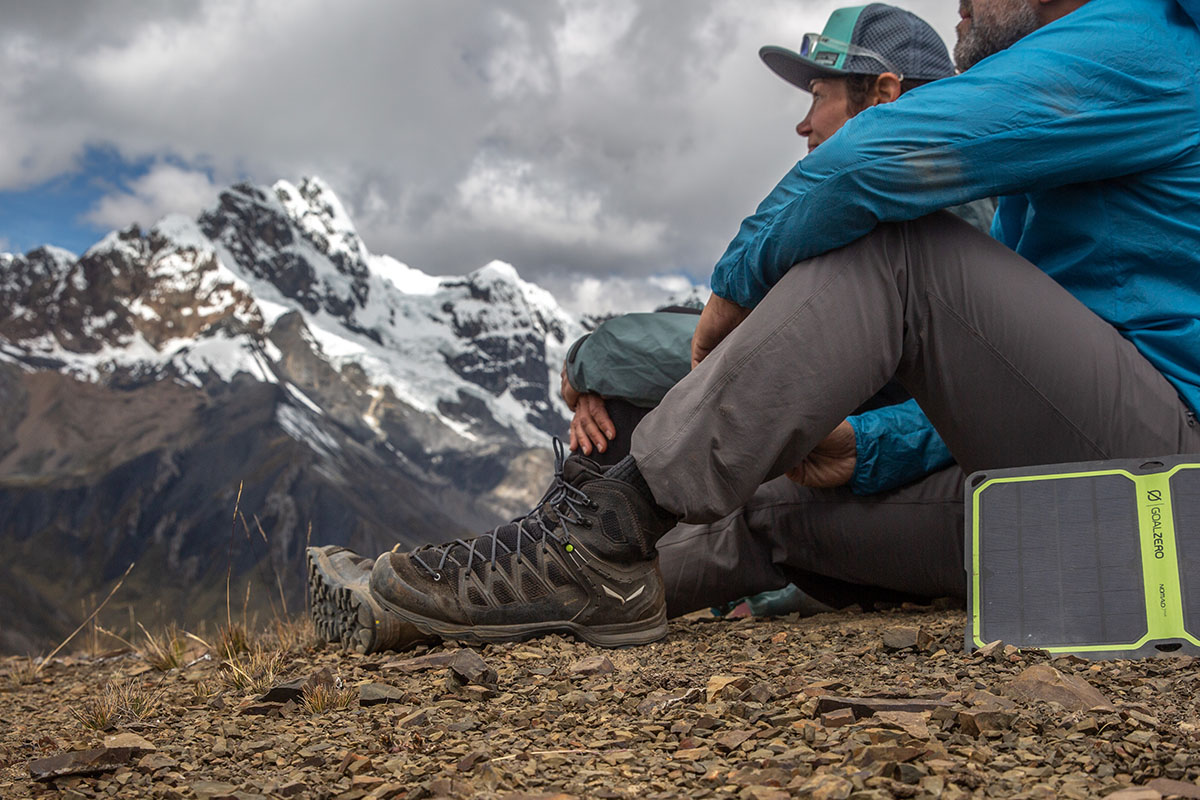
[999,664,1115,712]
[29,747,138,781]
[816,695,953,718]
[359,682,406,706]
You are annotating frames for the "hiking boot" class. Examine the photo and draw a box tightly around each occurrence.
[307,545,433,654]
[369,442,678,648]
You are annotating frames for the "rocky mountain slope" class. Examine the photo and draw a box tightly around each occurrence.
[0,177,587,654]
[3,608,1200,799]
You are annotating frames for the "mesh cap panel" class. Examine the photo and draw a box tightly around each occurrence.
[845,3,955,79]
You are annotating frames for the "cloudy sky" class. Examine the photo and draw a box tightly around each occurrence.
[0,0,956,312]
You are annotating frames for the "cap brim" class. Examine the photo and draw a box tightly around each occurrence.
[759,45,847,92]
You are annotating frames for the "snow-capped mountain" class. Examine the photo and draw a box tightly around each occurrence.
[2,177,581,449]
[0,177,588,653]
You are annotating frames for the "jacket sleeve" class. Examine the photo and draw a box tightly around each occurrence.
[565,312,699,407]
[845,399,954,495]
[710,10,1200,308]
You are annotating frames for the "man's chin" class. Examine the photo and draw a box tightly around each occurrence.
[953,32,984,72]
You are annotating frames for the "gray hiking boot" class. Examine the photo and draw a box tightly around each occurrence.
[369,444,677,648]
[307,545,433,654]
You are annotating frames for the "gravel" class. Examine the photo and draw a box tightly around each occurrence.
[3,607,1200,799]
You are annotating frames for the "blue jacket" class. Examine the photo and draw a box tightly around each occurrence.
[710,0,1200,494]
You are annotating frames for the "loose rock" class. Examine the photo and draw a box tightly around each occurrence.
[358,682,406,706]
[193,780,239,799]
[957,708,1017,736]
[1000,664,1115,712]
[457,749,490,772]
[1145,778,1200,798]
[816,695,952,717]
[397,708,430,728]
[874,711,932,740]
[975,639,1004,657]
[821,708,856,728]
[449,649,498,690]
[257,667,334,704]
[1104,790,1162,800]
[707,674,749,702]
[381,650,462,673]
[102,733,156,752]
[798,773,854,800]
[881,626,921,651]
[29,748,138,781]
[137,753,178,771]
[569,655,614,676]
[6,606,1198,800]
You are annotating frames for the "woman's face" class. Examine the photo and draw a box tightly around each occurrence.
[796,78,855,151]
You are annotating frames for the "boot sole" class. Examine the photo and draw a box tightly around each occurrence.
[307,547,428,655]
[373,593,668,649]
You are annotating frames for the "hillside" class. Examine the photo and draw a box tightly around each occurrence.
[3,608,1200,799]
[0,177,595,654]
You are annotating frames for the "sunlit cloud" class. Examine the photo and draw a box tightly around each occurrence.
[0,0,960,284]
[83,164,220,229]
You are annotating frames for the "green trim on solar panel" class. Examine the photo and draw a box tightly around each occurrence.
[966,457,1200,658]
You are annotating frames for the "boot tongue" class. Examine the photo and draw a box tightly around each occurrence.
[539,453,604,527]
[562,453,604,485]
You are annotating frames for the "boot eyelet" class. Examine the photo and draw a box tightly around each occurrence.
[433,572,442,582]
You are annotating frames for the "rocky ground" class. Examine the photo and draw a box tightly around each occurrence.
[2,607,1200,800]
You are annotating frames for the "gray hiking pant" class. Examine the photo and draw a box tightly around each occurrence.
[656,467,965,617]
[589,397,961,614]
[634,211,1200,526]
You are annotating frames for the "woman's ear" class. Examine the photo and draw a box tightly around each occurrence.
[872,72,904,105]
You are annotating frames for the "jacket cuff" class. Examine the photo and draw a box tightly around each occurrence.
[846,415,879,495]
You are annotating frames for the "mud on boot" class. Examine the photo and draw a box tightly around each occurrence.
[369,441,678,648]
[307,545,433,654]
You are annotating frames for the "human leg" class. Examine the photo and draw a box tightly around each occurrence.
[588,381,909,471]
[658,468,964,616]
[588,399,652,467]
[634,211,1200,522]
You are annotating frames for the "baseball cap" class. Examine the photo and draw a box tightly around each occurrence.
[760,4,955,92]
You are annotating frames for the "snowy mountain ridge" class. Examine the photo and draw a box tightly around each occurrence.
[0,176,609,653]
[0,177,584,450]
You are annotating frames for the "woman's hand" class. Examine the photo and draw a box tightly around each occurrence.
[786,421,857,488]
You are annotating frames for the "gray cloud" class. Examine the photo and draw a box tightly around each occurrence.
[0,0,958,298]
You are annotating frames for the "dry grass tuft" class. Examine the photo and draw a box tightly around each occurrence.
[190,677,218,704]
[217,623,254,660]
[137,624,189,672]
[115,678,165,720]
[70,679,165,730]
[5,657,39,688]
[300,681,356,714]
[70,691,121,731]
[221,647,285,695]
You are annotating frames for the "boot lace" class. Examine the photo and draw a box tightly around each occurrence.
[409,439,597,581]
